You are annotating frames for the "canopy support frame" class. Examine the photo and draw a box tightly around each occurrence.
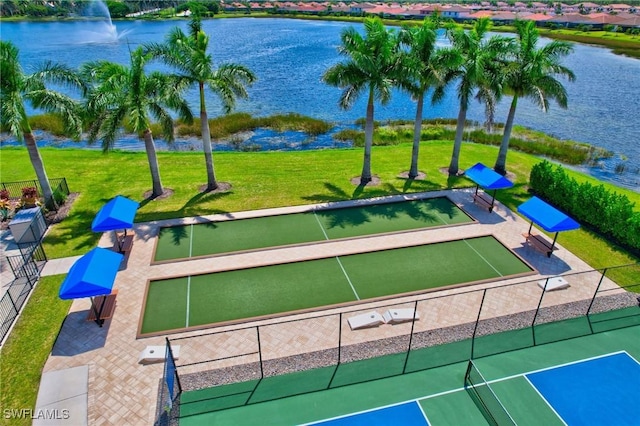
[90,295,108,327]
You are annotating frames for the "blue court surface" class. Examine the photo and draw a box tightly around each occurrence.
[307,402,429,426]
[526,352,640,426]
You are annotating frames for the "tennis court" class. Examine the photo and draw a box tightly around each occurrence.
[153,197,474,262]
[140,235,533,335]
[177,323,640,426]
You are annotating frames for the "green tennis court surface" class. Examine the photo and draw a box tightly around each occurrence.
[141,235,532,335]
[153,197,473,262]
[176,322,640,426]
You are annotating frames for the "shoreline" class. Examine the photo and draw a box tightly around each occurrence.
[1,13,639,59]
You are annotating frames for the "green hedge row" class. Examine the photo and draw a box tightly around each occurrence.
[530,160,640,252]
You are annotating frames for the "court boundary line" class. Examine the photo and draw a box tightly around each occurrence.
[522,374,567,425]
[302,351,636,426]
[313,211,330,241]
[462,238,503,277]
[302,400,425,426]
[335,256,360,301]
[485,350,631,384]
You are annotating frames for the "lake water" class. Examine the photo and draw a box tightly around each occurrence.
[1,18,639,190]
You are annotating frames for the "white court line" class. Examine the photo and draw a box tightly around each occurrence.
[524,375,568,426]
[313,211,330,240]
[335,256,359,300]
[302,400,425,426]
[185,275,191,328]
[463,238,503,277]
[302,351,634,426]
[189,223,194,258]
[481,350,629,385]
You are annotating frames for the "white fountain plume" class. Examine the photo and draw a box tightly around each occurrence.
[78,0,132,44]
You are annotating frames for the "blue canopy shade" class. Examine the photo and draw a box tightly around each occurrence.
[517,196,580,233]
[465,163,514,190]
[59,247,124,299]
[91,195,139,232]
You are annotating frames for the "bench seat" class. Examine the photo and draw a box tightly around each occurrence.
[473,193,494,212]
[522,233,557,257]
[87,289,118,325]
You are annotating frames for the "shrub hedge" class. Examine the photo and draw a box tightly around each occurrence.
[530,160,640,252]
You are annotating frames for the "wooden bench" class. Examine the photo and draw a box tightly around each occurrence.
[522,233,557,257]
[473,193,494,212]
[87,289,118,326]
[116,233,134,254]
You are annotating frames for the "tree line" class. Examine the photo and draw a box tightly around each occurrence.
[1,15,574,207]
[323,16,574,184]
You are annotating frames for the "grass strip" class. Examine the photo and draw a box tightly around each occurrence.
[0,275,71,426]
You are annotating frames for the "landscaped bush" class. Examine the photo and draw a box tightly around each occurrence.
[530,160,640,252]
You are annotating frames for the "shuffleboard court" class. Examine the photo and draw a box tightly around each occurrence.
[140,235,533,335]
[153,197,473,262]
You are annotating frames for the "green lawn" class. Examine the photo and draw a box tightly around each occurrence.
[0,141,638,420]
[0,275,70,426]
[1,143,637,267]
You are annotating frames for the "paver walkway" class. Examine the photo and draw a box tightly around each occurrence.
[37,189,619,425]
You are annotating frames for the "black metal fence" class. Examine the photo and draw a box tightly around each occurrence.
[155,338,182,426]
[1,177,70,211]
[159,263,640,420]
[0,243,47,344]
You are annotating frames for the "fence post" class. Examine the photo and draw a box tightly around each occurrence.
[530,279,549,346]
[327,313,343,389]
[402,300,419,374]
[470,289,488,359]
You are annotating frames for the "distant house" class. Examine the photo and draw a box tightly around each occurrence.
[607,3,635,14]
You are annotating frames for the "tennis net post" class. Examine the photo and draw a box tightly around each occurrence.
[464,360,516,426]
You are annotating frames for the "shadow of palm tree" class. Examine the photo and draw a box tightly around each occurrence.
[302,183,352,204]
[315,198,456,230]
[401,177,443,193]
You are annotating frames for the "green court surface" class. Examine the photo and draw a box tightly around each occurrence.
[177,322,640,426]
[140,235,532,335]
[153,197,473,262]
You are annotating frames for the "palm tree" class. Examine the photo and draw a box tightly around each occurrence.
[323,17,402,185]
[398,19,461,179]
[0,40,85,209]
[82,47,193,198]
[445,18,510,176]
[494,20,575,175]
[144,15,256,191]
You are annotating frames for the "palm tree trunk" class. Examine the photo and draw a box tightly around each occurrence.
[361,88,375,185]
[24,132,57,209]
[143,129,164,197]
[409,92,425,179]
[494,96,518,175]
[200,83,218,191]
[448,105,467,176]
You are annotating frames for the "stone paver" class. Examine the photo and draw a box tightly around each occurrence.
[40,189,621,425]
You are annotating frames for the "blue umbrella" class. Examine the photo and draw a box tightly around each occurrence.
[59,247,124,326]
[92,195,139,252]
[464,163,514,212]
[518,197,580,256]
